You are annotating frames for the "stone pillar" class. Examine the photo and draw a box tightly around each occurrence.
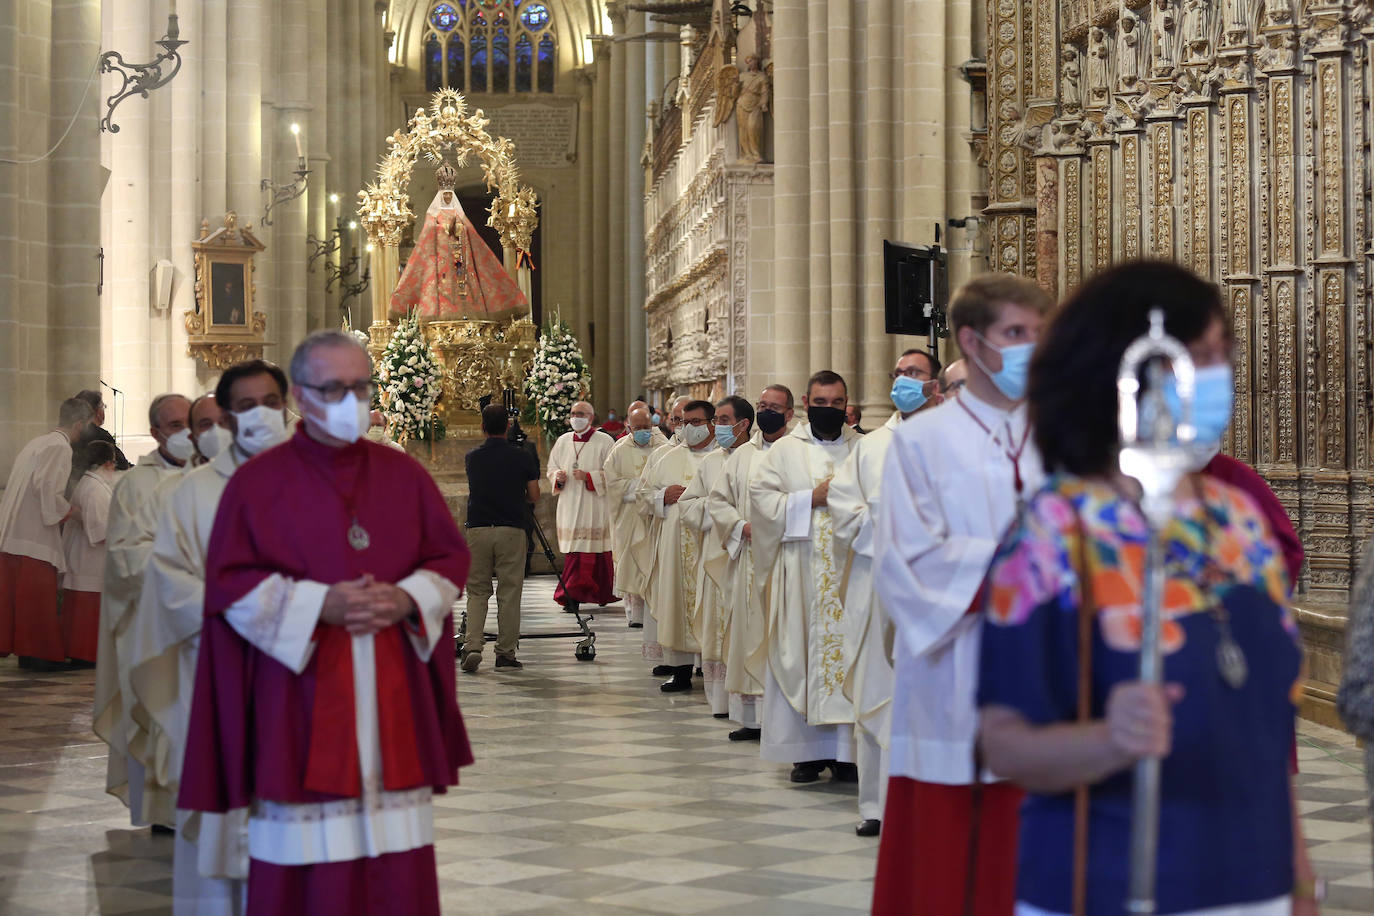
[169,0,203,395]
[591,42,612,404]
[771,0,811,398]
[625,9,649,401]
[860,0,898,400]
[574,67,595,354]
[607,4,629,411]
[273,0,311,355]
[307,0,330,332]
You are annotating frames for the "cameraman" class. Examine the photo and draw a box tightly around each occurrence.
[461,404,540,672]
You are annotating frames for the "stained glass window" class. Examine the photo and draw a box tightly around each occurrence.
[423,1,556,94]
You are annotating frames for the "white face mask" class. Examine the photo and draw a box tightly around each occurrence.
[569,416,591,433]
[196,424,232,461]
[311,390,370,445]
[163,428,196,462]
[233,406,288,455]
[682,423,712,448]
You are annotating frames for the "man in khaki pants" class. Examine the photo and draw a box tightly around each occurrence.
[462,404,541,672]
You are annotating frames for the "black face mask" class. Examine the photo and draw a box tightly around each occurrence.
[756,409,787,435]
[808,405,846,440]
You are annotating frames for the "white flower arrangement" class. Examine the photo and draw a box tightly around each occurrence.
[378,311,446,442]
[522,311,590,440]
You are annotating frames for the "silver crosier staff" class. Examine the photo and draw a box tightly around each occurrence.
[1115,310,1197,914]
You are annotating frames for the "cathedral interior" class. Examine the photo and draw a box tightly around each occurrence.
[4,0,1374,911]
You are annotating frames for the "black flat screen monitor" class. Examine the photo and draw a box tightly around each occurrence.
[883,240,947,337]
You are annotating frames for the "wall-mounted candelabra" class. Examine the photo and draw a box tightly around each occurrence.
[325,220,363,292]
[261,124,311,227]
[100,9,188,133]
[307,196,344,272]
[339,244,373,315]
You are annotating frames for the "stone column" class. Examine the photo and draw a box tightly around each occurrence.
[273,0,311,354]
[860,0,898,398]
[821,0,856,383]
[771,0,810,397]
[307,0,330,332]
[607,4,629,410]
[169,0,203,395]
[591,42,612,404]
[625,9,649,400]
[574,67,595,355]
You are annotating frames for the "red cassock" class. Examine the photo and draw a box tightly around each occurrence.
[178,429,473,915]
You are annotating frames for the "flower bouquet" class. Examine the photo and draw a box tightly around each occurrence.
[522,311,590,441]
[378,311,446,443]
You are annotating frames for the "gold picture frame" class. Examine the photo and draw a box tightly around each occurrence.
[185,211,268,369]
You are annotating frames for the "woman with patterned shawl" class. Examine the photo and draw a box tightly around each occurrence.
[977,262,1318,916]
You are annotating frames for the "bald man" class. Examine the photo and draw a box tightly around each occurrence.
[547,401,618,614]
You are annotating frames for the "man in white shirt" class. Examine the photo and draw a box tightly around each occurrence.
[870,274,1052,915]
[829,348,942,838]
[92,391,193,827]
[0,397,94,668]
[750,371,860,783]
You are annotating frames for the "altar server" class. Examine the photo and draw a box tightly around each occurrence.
[60,440,118,663]
[749,372,860,783]
[679,396,753,715]
[547,401,617,614]
[635,399,718,692]
[0,397,92,666]
[829,348,941,838]
[132,362,287,915]
[709,385,794,740]
[870,274,1051,914]
[91,392,202,825]
[601,407,667,628]
[178,330,472,916]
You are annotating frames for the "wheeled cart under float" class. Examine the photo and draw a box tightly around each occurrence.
[457,505,597,662]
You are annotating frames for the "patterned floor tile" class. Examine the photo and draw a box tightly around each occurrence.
[0,576,1369,915]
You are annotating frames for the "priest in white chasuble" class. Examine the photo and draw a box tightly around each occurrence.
[601,407,667,628]
[630,396,692,667]
[92,392,193,827]
[870,274,1050,915]
[634,399,718,692]
[749,371,860,783]
[130,364,286,916]
[178,331,472,916]
[678,396,754,716]
[828,348,942,838]
[546,401,617,613]
[709,385,795,741]
[0,397,93,665]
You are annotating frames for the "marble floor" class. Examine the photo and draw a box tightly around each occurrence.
[0,577,1369,915]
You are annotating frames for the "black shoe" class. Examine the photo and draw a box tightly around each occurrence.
[856,819,881,837]
[790,760,829,783]
[628,622,643,629]
[660,666,693,693]
[150,824,175,836]
[651,664,675,677]
[712,713,729,719]
[563,601,581,615]
[25,658,67,673]
[495,655,523,669]
[830,762,859,783]
[694,666,703,677]
[17,656,35,669]
[729,727,761,742]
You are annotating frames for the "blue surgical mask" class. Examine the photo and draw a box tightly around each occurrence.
[890,376,928,414]
[714,423,738,449]
[632,428,654,446]
[974,335,1035,401]
[1164,364,1234,447]
[651,412,663,425]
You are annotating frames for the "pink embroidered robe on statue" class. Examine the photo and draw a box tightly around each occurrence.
[388,196,527,322]
[178,428,473,916]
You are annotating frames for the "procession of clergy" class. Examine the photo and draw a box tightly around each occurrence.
[0,271,1049,915]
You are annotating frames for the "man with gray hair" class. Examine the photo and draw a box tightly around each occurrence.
[0,397,93,668]
[178,329,473,913]
[93,391,192,828]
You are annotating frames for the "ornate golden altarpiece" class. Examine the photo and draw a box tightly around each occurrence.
[982,0,1373,723]
[358,89,540,436]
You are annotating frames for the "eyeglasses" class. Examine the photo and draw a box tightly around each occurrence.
[299,381,375,404]
[890,368,933,381]
[682,417,711,427]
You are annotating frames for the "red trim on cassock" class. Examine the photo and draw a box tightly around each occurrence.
[872,777,1022,916]
[554,551,617,606]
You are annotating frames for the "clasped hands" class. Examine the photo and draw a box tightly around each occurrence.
[321,574,416,636]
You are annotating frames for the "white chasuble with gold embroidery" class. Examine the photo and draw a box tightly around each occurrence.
[750,423,859,727]
[635,444,715,657]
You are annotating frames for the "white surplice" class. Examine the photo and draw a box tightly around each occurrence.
[750,423,859,763]
[629,441,680,663]
[92,449,185,823]
[128,446,248,914]
[0,429,74,571]
[546,430,615,553]
[873,391,1044,784]
[601,430,668,620]
[828,410,903,820]
[678,447,733,714]
[634,442,716,664]
[61,469,115,592]
[708,439,773,727]
[222,567,458,869]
